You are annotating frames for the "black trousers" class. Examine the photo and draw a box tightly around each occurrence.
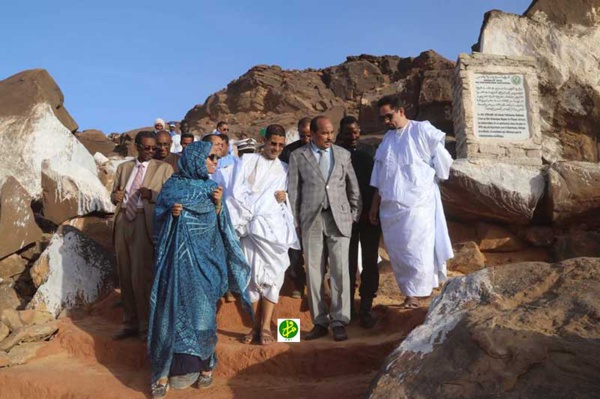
[349,219,381,300]
[287,248,306,290]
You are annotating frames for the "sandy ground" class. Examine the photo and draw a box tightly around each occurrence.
[0,265,429,399]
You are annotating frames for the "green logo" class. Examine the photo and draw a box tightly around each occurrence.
[279,319,299,339]
[511,75,522,85]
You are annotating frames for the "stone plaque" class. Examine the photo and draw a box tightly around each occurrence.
[452,54,542,165]
[473,74,530,140]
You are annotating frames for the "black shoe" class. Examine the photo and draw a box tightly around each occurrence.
[112,327,139,340]
[359,312,377,329]
[331,325,348,342]
[304,325,328,340]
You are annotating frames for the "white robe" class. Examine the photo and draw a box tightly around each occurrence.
[370,120,454,297]
[226,154,300,303]
[213,157,238,200]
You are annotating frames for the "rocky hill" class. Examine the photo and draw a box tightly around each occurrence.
[184,50,455,138]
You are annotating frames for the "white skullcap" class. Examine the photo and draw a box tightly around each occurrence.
[155,118,165,126]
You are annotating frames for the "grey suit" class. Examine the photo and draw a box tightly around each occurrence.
[288,144,361,328]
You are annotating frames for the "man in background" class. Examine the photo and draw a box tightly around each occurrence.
[337,116,380,328]
[280,117,312,298]
[169,122,182,154]
[155,130,179,172]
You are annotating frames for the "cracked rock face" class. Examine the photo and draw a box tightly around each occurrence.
[367,258,600,399]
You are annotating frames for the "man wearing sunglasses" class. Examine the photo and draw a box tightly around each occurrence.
[369,95,453,310]
[154,130,179,172]
[111,131,174,341]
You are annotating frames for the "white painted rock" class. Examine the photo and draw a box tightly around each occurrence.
[41,157,115,225]
[478,9,600,162]
[441,159,546,225]
[0,102,97,199]
[0,174,43,259]
[28,226,115,317]
[368,258,600,399]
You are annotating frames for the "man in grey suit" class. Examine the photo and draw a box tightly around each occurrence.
[288,116,362,341]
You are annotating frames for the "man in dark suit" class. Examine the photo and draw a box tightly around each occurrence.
[280,117,312,298]
[337,116,381,329]
[111,131,174,340]
[288,116,361,342]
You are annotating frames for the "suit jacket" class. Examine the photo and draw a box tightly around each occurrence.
[111,159,174,241]
[279,140,306,164]
[288,144,362,237]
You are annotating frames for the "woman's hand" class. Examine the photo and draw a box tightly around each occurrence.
[213,186,223,205]
[172,203,183,217]
[274,190,286,204]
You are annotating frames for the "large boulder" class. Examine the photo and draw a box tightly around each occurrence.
[0,69,77,133]
[75,129,115,157]
[368,258,600,399]
[28,226,116,317]
[0,100,97,199]
[441,159,546,225]
[0,175,43,259]
[477,8,600,162]
[41,158,114,225]
[548,162,600,228]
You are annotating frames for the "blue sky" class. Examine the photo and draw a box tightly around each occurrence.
[1,0,531,134]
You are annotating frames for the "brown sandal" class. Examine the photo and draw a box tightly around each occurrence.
[241,329,259,344]
[260,329,275,346]
[401,297,419,309]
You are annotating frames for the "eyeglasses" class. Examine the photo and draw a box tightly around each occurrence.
[207,154,219,162]
[378,113,395,122]
[222,128,230,132]
[138,145,157,152]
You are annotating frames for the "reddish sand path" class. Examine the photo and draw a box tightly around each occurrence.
[0,267,427,399]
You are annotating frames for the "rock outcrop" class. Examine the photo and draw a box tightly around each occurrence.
[368,258,600,399]
[28,226,115,317]
[183,51,455,138]
[0,100,97,199]
[477,6,600,162]
[441,159,546,225]
[0,175,43,259]
[41,158,114,225]
[0,69,77,133]
[548,161,600,228]
[75,129,116,157]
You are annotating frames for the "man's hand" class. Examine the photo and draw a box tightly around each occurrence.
[113,187,125,204]
[213,186,223,205]
[274,190,287,203]
[368,205,379,226]
[139,187,152,201]
[172,203,183,217]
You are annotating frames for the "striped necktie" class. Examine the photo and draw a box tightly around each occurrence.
[125,164,145,222]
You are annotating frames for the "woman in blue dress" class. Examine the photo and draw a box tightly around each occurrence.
[148,141,251,398]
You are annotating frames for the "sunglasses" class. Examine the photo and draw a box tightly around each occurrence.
[378,113,395,122]
[138,145,157,151]
[207,154,219,162]
[222,128,230,132]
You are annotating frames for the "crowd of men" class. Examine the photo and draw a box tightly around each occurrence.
[110,94,454,343]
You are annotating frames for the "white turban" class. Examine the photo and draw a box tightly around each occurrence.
[155,118,165,127]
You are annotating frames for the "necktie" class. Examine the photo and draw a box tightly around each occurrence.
[319,150,330,209]
[125,164,145,222]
